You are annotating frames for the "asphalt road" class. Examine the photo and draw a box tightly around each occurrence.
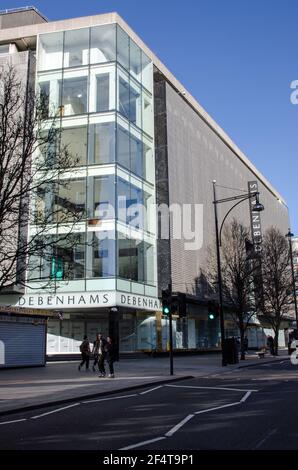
[1,359,298,450]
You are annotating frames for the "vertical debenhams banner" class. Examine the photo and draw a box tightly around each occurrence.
[248,181,263,251]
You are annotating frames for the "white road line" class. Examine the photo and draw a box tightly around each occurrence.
[82,394,138,404]
[240,391,252,403]
[165,414,194,437]
[119,436,166,450]
[253,428,277,449]
[139,386,163,395]
[195,401,241,415]
[31,403,80,419]
[165,384,258,392]
[0,418,27,426]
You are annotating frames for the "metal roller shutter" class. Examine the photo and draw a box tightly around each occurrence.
[0,321,46,368]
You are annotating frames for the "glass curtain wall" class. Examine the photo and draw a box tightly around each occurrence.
[33,24,156,296]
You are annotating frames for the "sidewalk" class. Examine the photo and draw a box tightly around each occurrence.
[0,350,289,416]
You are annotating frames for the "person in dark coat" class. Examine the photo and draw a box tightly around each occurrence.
[267,335,275,355]
[78,335,90,371]
[92,333,107,376]
[104,336,116,378]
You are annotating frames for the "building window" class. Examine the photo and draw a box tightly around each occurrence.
[88,175,115,219]
[60,125,88,166]
[90,24,116,64]
[38,32,64,71]
[89,232,115,278]
[89,122,115,165]
[55,179,86,222]
[117,124,130,171]
[117,26,129,71]
[118,75,141,127]
[96,73,110,112]
[55,234,85,279]
[61,76,88,116]
[63,28,90,68]
[117,177,143,227]
[0,44,10,55]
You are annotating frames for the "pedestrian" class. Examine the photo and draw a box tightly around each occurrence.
[78,335,90,371]
[104,336,116,378]
[267,335,275,355]
[92,333,106,377]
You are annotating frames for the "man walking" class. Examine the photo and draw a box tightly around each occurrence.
[78,335,90,371]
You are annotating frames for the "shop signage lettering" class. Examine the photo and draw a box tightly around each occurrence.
[248,181,263,251]
[13,292,161,312]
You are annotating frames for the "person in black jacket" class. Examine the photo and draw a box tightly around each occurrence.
[78,335,90,371]
[104,336,116,378]
[92,333,106,376]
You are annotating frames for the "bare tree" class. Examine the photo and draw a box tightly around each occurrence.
[206,219,260,359]
[259,227,293,355]
[0,64,83,293]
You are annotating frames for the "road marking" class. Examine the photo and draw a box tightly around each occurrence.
[119,436,166,450]
[31,403,80,419]
[165,384,258,392]
[82,394,138,404]
[165,414,194,437]
[194,401,240,415]
[0,418,27,426]
[240,391,252,402]
[139,386,163,395]
[253,428,277,449]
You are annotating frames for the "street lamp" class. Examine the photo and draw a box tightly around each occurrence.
[285,229,298,328]
[212,181,264,366]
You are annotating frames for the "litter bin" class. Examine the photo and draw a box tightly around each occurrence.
[223,337,239,364]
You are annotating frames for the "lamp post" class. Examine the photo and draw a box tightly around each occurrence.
[212,181,264,366]
[285,229,298,328]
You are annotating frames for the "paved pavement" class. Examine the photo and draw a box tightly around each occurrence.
[0,358,297,450]
[0,350,289,416]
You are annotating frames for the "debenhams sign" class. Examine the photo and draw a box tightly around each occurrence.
[15,291,161,312]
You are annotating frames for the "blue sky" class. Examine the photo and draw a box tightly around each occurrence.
[4,0,298,231]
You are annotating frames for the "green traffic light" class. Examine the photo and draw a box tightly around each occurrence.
[209,313,215,320]
[163,306,170,315]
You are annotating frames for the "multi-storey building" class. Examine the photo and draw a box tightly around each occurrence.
[0,7,290,357]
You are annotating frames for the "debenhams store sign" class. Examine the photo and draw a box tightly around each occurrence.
[13,291,161,312]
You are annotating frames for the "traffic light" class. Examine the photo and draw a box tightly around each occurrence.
[208,301,217,320]
[178,293,187,317]
[161,289,172,316]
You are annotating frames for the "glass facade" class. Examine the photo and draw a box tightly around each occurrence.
[32,24,156,296]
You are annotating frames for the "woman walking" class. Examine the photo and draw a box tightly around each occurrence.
[105,336,116,378]
[92,333,106,376]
